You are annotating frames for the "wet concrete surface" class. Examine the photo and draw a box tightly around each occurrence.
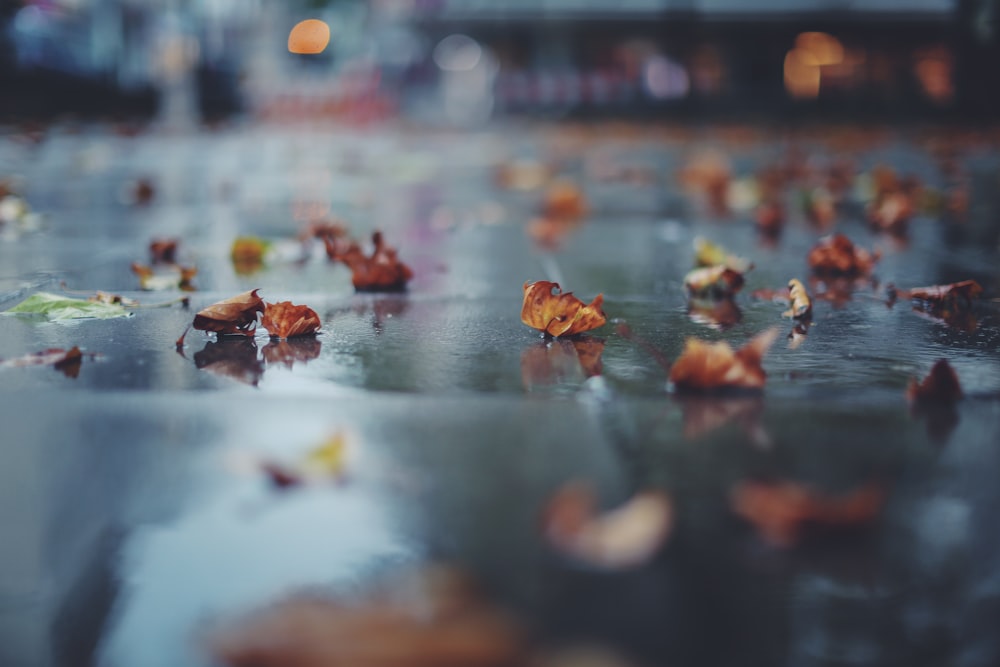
[2,121,1000,667]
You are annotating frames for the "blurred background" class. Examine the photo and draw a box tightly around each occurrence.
[1,0,999,125]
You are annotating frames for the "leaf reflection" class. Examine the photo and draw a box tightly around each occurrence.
[686,296,742,330]
[674,395,769,446]
[193,338,265,386]
[521,337,604,391]
[262,338,322,369]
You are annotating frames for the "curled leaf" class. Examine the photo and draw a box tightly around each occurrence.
[542,482,673,570]
[731,480,885,548]
[5,292,130,320]
[684,265,745,300]
[807,234,879,277]
[669,327,779,393]
[332,232,413,292]
[905,279,982,309]
[261,301,321,340]
[521,281,607,338]
[231,237,270,275]
[193,289,265,336]
[209,567,524,667]
[782,279,812,319]
[693,237,753,272]
[131,262,197,291]
[907,359,962,406]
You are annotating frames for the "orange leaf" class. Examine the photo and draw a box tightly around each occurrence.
[807,234,879,277]
[669,327,779,392]
[261,301,321,340]
[542,482,673,570]
[193,290,265,336]
[520,281,606,338]
[332,232,413,292]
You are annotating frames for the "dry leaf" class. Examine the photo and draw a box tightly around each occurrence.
[541,179,587,220]
[907,359,962,405]
[684,265,745,300]
[261,301,321,339]
[693,237,753,272]
[807,234,879,277]
[669,328,779,392]
[731,480,885,547]
[209,567,524,667]
[149,238,178,264]
[331,232,413,292]
[782,279,812,319]
[193,289,265,336]
[542,482,673,570]
[131,262,197,291]
[521,281,606,338]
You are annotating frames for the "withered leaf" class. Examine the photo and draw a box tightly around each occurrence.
[332,232,413,292]
[521,281,607,338]
[731,480,885,548]
[149,238,178,264]
[684,265,745,300]
[131,262,197,291]
[261,301,321,340]
[783,279,812,319]
[209,567,524,667]
[907,359,962,405]
[905,279,982,309]
[193,289,265,336]
[808,234,879,277]
[669,327,779,393]
[542,481,673,570]
[693,237,753,273]
[541,179,588,220]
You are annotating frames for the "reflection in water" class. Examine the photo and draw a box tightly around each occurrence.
[787,321,810,349]
[521,337,604,391]
[911,304,978,333]
[189,337,323,385]
[675,395,768,446]
[687,296,742,330]
[351,295,410,335]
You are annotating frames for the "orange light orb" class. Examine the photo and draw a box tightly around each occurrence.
[288,19,330,55]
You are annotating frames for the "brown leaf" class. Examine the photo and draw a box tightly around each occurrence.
[807,234,879,277]
[209,567,524,667]
[907,359,962,405]
[541,482,673,570]
[521,281,607,338]
[731,480,885,548]
[668,328,779,392]
[332,232,413,292]
[782,279,812,319]
[905,279,982,309]
[261,301,321,339]
[541,179,588,220]
[683,265,745,299]
[149,238,178,264]
[193,290,265,336]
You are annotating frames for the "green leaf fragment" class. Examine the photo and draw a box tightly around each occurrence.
[5,292,131,320]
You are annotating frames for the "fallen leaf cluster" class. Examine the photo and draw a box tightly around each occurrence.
[541,481,673,569]
[521,281,606,338]
[190,290,321,339]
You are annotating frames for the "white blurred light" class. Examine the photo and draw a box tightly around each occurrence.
[433,34,482,72]
[643,55,690,99]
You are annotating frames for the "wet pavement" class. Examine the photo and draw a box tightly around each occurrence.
[2,121,1000,667]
